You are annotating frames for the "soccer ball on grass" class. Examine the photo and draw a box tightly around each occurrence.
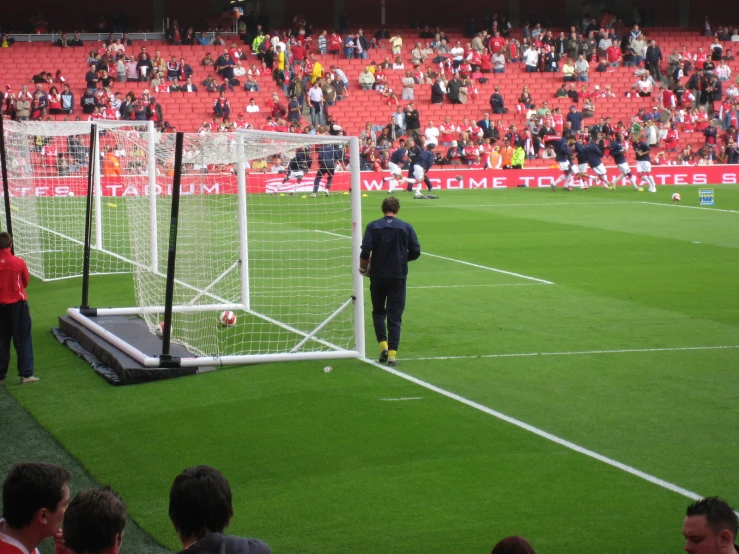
[672,193,681,202]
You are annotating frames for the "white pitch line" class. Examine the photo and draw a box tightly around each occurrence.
[379,396,423,401]
[419,201,635,209]
[640,201,739,215]
[404,344,739,362]
[316,230,554,285]
[408,283,546,290]
[361,356,703,502]
[421,252,554,285]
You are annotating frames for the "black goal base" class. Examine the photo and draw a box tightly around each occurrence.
[53,314,214,385]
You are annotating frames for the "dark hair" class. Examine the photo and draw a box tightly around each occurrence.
[168,466,233,541]
[0,232,13,250]
[381,197,400,214]
[491,536,536,554]
[686,497,738,539]
[63,487,126,554]
[2,463,71,529]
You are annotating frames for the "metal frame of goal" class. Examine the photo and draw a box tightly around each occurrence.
[0,122,367,368]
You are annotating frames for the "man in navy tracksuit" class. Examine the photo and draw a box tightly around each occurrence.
[609,133,638,189]
[0,232,37,385]
[583,138,612,188]
[359,197,421,366]
[550,134,575,190]
[312,143,341,196]
[405,144,435,194]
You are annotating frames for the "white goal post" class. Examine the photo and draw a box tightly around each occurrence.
[62,128,366,367]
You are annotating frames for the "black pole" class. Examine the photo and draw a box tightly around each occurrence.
[0,116,14,254]
[80,124,97,310]
[160,132,184,363]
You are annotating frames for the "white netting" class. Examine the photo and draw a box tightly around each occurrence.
[126,129,360,358]
[1,120,153,281]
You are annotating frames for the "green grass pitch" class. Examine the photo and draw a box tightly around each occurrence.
[3,185,739,554]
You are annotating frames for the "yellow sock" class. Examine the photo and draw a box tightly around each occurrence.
[379,341,388,351]
[388,350,397,360]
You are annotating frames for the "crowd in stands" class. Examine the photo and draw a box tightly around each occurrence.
[2,12,739,176]
[2,461,738,553]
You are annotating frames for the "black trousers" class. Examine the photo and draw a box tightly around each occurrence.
[313,166,335,192]
[370,277,406,351]
[0,300,34,379]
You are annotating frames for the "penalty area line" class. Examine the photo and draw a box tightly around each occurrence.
[361,356,703,502]
[404,344,739,362]
[640,201,739,215]
[316,230,554,285]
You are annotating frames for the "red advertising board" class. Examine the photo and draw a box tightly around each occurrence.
[9,166,739,197]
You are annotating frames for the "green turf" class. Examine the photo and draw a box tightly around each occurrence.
[4,185,739,553]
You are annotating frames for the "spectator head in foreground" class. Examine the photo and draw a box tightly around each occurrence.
[683,497,739,554]
[491,535,536,554]
[169,465,272,554]
[1,463,72,553]
[63,487,126,554]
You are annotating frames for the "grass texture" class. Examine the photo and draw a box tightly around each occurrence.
[3,185,739,554]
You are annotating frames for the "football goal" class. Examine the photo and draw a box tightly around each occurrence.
[0,119,156,281]
[34,126,366,368]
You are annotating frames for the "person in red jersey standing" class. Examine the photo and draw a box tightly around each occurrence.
[0,232,36,385]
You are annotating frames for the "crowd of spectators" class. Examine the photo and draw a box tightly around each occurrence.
[2,461,739,554]
[2,12,739,172]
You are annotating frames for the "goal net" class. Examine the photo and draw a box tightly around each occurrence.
[67,128,365,367]
[1,120,155,281]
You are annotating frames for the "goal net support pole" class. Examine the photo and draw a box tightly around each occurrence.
[350,136,366,358]
[236,135,251,311]
[147,121,158,273]
[80,124,97,310]
[0,116,14,252]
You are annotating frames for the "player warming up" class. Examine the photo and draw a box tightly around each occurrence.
[550,133,576,191]
[282,146,313,195]
[632,133,657,193]
[573,135,591,190]
[583,136,612,189]
[383,142,409,193]
[404,144,436,196]
[358,197,421,367]
[609,132,640,190]
[312,143,341,197]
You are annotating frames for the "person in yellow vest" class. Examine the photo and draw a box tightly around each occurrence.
[511,144,526,169]
[101,145,121,176]
[311,59,323,84]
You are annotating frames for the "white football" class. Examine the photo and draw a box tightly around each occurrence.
[672,193,681,202]
[155,321,166,338]
[67,191,75,197]
[219,310,237,326]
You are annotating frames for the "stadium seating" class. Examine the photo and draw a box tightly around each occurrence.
[0,28,734,167]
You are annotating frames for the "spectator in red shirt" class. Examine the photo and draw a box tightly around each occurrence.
[0,462,71,553]
[606,44,622,68]
[0,233,37,384]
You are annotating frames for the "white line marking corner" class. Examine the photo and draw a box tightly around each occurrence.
[360,356,704,502]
